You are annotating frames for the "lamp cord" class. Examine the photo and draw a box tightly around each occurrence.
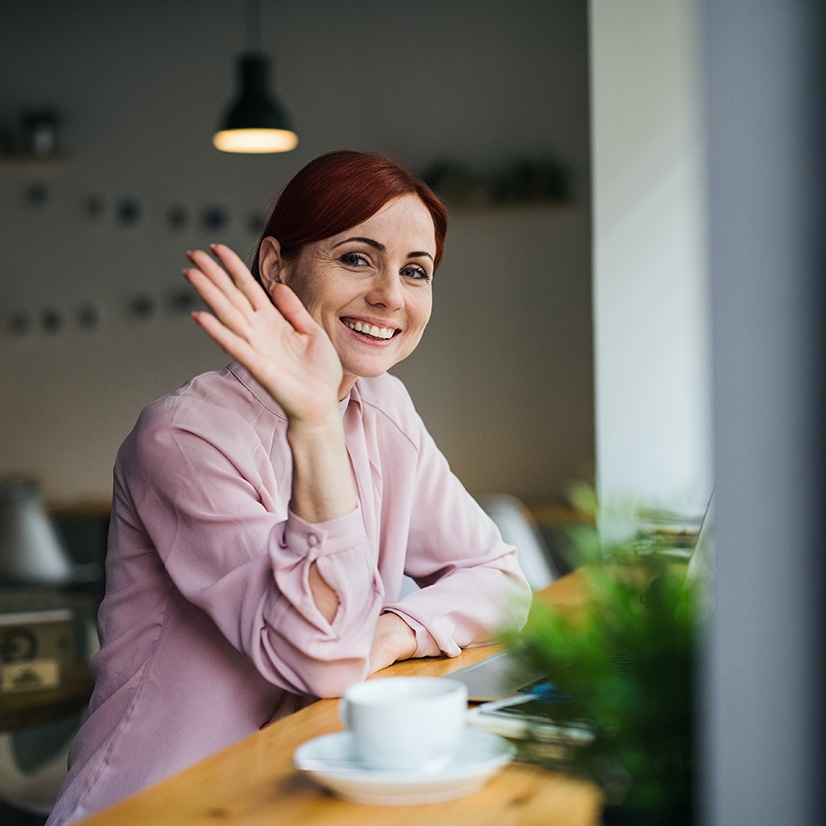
[244,0,262,53]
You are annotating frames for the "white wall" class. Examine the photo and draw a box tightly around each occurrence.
[0,1,593,507]
[590,0,712,525]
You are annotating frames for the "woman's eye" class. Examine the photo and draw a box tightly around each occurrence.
[339,252,369,267]
[402,264,431,281]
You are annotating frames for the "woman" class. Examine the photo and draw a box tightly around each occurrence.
[47,151,530,825]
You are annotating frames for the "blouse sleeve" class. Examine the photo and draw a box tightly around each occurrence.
[382,421,532,658]
[116,402,383,698]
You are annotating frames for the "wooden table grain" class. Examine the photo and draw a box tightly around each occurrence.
[77,571,601,826]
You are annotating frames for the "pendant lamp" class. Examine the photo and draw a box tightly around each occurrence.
[213,1,297,154]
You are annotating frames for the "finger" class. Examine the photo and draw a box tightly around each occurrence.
[191,310,261,366]
[269,282,323,336]
[209,243,273,313]
[186,248,254,317]
[184,267,254,337]
[192,311,284,392]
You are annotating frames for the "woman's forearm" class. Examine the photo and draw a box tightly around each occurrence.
[287,410,358,622]
[286,410,357,523]
[183,245,363,628]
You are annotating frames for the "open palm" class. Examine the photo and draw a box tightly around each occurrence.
[184,245,343,427]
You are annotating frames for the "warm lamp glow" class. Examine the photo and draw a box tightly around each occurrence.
[213,53,297,155]
[213,127,298,154]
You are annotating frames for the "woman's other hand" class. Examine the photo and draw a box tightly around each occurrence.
[184,244,343,428]
[368,612,417,674]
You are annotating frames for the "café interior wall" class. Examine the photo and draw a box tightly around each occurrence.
[0,0,593,509]
[590,0,713,523]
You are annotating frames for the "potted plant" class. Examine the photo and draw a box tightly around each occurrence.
[504,499,703,826]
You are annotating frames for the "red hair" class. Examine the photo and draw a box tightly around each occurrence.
[251,151,448,283]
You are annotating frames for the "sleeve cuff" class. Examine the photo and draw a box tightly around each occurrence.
[278,505,365,562]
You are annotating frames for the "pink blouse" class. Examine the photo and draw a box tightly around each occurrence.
[47,363,530,825]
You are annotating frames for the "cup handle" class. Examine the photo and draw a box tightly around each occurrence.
[339,697,351,729]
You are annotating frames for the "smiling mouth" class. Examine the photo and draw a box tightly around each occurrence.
[342,319,399,340]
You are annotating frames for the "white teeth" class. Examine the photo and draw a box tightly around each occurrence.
[345,320,395,340]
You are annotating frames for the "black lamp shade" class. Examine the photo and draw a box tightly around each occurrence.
[213,53,297,153]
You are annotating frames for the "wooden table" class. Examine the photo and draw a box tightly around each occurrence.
[77,572,601,826]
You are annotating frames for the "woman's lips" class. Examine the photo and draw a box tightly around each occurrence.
[341,318,399,340]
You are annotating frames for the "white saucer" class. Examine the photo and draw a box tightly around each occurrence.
[293,729,516,805]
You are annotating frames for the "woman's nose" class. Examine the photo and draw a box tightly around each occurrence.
[366,270,403,309]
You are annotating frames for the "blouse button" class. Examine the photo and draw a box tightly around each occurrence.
[308,534,319,547]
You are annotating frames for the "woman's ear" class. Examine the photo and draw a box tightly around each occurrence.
[258,236,285,296]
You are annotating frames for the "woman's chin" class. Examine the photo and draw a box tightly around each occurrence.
[350,364,392,380]
[339,351,407,381]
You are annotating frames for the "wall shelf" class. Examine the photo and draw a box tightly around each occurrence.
[0,150,69,167]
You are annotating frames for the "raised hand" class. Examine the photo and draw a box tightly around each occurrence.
[184,244,344,428]
[185,244,357,579]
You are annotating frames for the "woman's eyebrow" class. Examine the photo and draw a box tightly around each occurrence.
[333,237,433,260]
[333,236,384,251]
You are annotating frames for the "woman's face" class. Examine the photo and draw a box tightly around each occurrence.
[260,194,436,394]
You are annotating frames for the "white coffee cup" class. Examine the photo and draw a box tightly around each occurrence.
[339,676,468,773]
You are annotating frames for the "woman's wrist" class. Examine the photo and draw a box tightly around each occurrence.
[285,403,342,440]
[287,410,357,524]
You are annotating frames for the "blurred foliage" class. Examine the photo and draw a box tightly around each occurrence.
[505,502,703,825]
